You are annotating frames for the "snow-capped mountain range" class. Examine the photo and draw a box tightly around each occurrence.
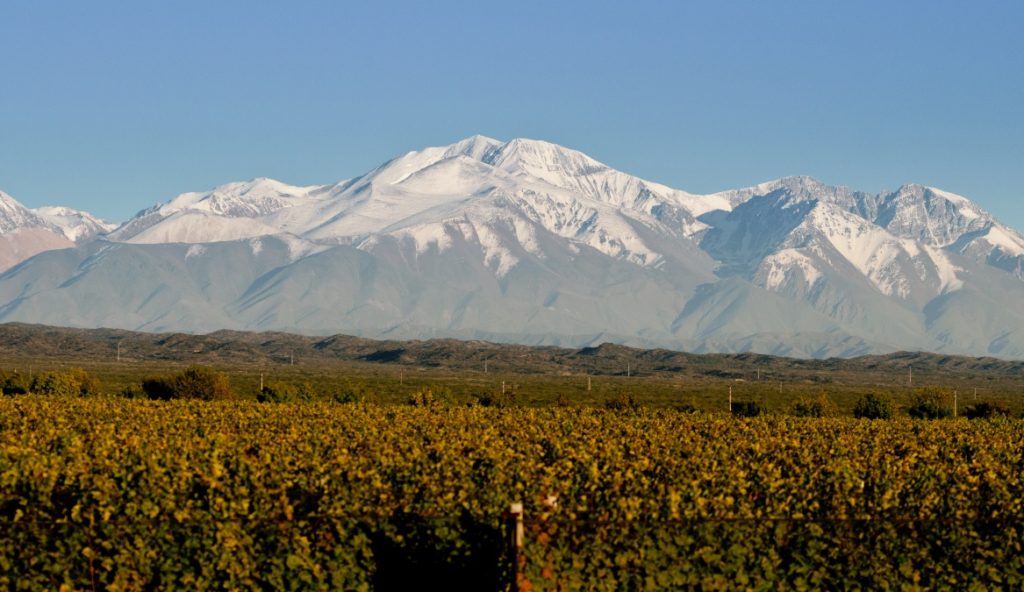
[2,135,1023,358]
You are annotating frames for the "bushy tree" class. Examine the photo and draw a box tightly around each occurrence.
[0,371,30,395]
[963,402,1010,420]
[29,368,101,397]
[906,387,952,419]
[142,366,232,401]
[792,392,838,418]
[30,372,80,396]
[68,368,102,396]
[173,366,231,400]
[853,393,894,419]
[258,381,313,403]
[141,376,176,401]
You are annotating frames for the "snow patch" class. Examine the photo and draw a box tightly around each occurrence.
[396,223,455,255]
[923,245,963,292]
[473,222,521,277]
[983,225,1024,256]
[761,249,822,290]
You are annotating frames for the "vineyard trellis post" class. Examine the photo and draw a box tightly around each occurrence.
[507,502,524,592]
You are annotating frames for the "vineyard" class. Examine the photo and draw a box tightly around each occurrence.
[2,396,1024,590]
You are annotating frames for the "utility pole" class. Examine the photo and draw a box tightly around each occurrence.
[953,390,958,418]
[587,375,592,392]
[756,368,760,381]
[116,341,121,362]
[259,372,264,392]
[728,385,733,413]
[627,362,631,378]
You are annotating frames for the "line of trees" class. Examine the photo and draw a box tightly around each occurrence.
[0,368,101,397]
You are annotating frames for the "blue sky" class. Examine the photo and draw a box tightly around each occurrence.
[1,0,1022,228]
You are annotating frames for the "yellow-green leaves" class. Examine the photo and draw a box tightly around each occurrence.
[1,397,1023,590]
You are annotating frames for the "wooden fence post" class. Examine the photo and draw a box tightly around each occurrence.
[508,502,524,591]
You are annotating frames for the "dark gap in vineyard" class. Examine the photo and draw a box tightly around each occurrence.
[368,511,508,592]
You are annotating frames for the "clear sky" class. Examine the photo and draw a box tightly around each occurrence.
[1,0,1022,228]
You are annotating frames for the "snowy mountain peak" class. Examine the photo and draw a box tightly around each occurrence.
[3,138,1024,359]
[32,206,116,242]
[873,183,991,246]
[444,134,503,160]
[163,177,319,217]
[484,137,610,180]
[0,190,53,234]
[106,177,325,244]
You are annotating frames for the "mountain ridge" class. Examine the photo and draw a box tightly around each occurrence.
[1,136,1023,358]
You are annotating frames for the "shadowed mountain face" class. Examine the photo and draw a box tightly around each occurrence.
[1,137,1023,358]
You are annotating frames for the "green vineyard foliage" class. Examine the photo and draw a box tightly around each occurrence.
[1,396,1023,590]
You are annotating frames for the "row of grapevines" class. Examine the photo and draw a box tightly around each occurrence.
[1,396,1023,590]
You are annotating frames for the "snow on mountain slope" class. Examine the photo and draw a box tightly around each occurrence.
[106,137,734,277]
[483,138,731,217]
[870,184,989,245]
[980,224,1024,256]
[109,178,325,244]
[0,190,53,233]
[797,203,963,298]
[703,177,996,304]
[33,206,116,241]
[3,136,1024,358]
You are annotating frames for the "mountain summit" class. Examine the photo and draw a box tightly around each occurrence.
[1,136,1023,358]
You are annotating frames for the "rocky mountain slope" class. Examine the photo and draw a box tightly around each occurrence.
[1,136,1023,358]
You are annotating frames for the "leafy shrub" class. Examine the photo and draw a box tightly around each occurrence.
[792,393,838,418]
[29,368,100,397]
[30,372,80,396]
[67,368,102,396]
[142,366,232,401]
[907,388,952,419]
[257,381,313,403]
[853,393,894,419]
[964,402,1010,420]
[0,371,30,395]
[173,366,232,400]
[604,392,638,412]
[731,401,764,417]
[141,376,176,401]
